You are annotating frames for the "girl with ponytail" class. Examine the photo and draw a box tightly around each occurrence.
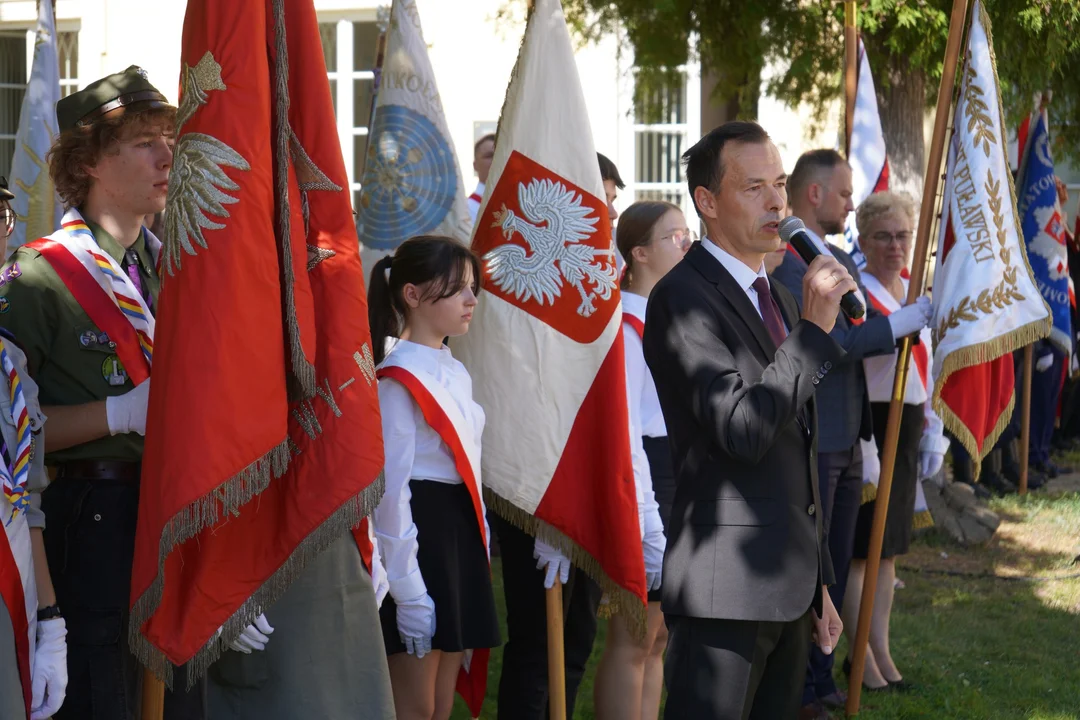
[368,236,500,720]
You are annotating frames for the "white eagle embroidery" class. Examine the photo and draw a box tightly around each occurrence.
[485,178,618,318]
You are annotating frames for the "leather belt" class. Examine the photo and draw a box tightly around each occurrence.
[53,460,141,482]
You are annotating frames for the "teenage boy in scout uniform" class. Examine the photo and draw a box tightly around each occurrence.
[0,67,206,719]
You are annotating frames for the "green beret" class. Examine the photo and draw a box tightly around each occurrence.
[56,65,172,133]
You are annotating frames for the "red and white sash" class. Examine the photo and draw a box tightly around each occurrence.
[26,209,157,385]
[861,273,930,397]
[375,353,489,714]
[1,492,35,719]
[622,309,644,343]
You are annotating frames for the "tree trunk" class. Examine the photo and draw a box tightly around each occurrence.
[865,35,928,202]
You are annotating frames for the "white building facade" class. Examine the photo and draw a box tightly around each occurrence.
[7,1,1068,222]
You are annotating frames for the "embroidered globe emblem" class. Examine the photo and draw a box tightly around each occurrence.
[358,104,457,250]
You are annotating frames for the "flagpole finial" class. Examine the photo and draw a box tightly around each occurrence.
[376,5,390,33]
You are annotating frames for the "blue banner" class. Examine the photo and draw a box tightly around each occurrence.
[1017,110,1072,355]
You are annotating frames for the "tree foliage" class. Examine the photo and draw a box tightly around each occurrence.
[560,0,1080,164]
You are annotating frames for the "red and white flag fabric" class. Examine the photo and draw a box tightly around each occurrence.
[845,37,889,266]
[454,0,646,624]
[930,0,1050,474]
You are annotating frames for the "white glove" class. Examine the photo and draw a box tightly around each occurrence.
[887,296,933,340]
[1036,353,1054,372]
[533,538,571,590]
[919,450,945,480]
[642,528,666,592]
[396,593,436,658]
[228,614,274,654]
[370,538,390,609]
[105,380,150,435]
[918,431,950,481]
[31,618,67,720]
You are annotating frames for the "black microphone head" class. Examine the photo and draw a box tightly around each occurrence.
[778,216,806,243]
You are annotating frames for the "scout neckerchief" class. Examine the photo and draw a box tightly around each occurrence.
[0,335,35,718]
[27,208,157,385]
[376,344,489,717]
[0,338,32,524]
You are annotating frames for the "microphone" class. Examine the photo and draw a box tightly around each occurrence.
[778,216,865,321]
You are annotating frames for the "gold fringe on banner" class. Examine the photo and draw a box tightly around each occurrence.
[912,509,935,530]
[484,488,648,640]
[932,316,1048,480]
[861,481,878,505]
[130,466,385,689]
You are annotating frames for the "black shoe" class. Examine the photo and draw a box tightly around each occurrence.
[819,690,847,710]
[841,658,893,693]
[981,470,1017,496]
[1033,462,1059,479]
[960,480,993,500]
[888,678,916,692]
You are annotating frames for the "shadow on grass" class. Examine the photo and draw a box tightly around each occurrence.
[453,492,1080,720]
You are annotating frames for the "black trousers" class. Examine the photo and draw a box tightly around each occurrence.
[664,611,813,720]
[490,513,601,720]
[42,477,207,720]
[804,446,862,702]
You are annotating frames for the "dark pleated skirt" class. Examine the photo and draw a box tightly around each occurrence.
[853,403,924,559]
[643,435,674,603]
[379,480,501,655]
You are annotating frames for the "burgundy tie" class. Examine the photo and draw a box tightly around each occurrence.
[752,276,787,347]
[124,249,152,312]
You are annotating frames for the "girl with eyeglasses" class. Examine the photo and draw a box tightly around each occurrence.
[593,200,693,720]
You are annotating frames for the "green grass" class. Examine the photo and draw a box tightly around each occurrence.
[452,490,1080,719]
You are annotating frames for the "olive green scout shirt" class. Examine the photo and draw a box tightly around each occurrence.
[0,218,160,464]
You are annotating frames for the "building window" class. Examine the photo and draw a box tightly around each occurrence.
[0,31,27,180]
[58,31,79,98]
[629,67,700,223]
[319,19,379,211]
[0,29,80,179]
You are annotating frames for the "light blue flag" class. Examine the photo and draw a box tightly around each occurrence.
[7,0,62,255]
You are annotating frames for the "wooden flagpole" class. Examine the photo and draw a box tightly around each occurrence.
[845,0,972,714]
[1019,345,1034,494]
[546,581,567,720]
[359,6,392,179]
[1017,93,1051,497]
[141,669,166,720]
[844,1,858,156]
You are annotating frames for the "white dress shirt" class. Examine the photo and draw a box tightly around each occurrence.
[374,340,488,603]
[623,292,665,539]
[466,181,486,224]
[700,237,771,320]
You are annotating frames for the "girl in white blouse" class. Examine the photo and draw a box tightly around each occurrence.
[368,236,499,720]
[594,201,692,720]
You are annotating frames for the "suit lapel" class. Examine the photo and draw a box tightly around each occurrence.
[686,243,776,361]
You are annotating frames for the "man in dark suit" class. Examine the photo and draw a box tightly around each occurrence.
[643,121,849,719]
[771,149,931,715]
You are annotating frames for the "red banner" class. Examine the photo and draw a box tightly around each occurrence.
[130,0,383,680]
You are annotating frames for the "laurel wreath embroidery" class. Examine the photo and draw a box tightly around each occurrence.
[937,169,1026,342]
[962,53,997,158]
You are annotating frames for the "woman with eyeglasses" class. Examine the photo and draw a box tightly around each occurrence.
[593,200,693,720]
[0,177,68,719]
[842,191,945,693]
